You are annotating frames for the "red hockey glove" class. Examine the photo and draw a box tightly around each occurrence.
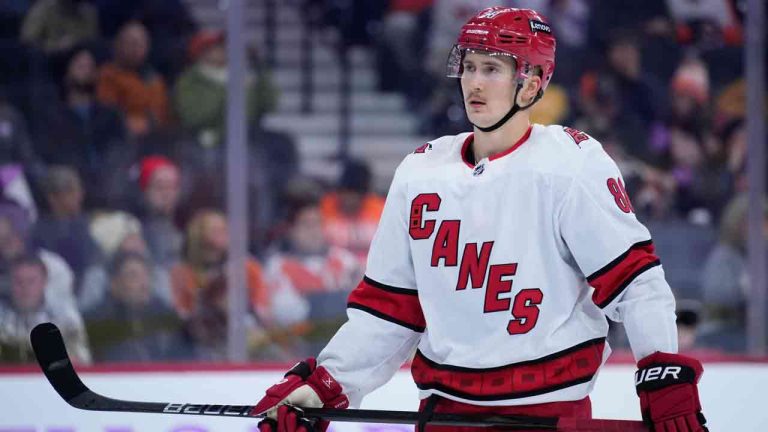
[257,406,323,432]
[251,358,349,432]
[635,352,708,432]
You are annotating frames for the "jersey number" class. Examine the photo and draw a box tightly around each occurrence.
[607,177,634,213]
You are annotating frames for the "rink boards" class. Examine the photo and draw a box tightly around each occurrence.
[0,362,766,431]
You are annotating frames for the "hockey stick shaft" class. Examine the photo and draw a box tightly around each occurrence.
[30,323,646,431]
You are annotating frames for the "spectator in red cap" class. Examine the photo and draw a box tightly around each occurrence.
[173,29,277,148]
[133,155,183,269]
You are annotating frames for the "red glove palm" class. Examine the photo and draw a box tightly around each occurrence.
[252,358,349,432]
[635,352,708,432]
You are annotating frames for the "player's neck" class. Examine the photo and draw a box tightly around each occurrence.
[472,113,531,162]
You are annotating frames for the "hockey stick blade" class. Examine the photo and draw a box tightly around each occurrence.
[30,323,646,431]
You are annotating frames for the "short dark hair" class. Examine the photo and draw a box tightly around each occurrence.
[107,251,149,278]
[339,159,372,193]
[42,166,82,195]
[676,300,701,327]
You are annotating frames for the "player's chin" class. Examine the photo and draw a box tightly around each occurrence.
[467,112,495,129]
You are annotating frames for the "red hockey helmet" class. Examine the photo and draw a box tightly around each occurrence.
[447,7,556,92]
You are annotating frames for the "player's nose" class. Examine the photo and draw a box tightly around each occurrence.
[469,76,484,90]
[463,79,483,97]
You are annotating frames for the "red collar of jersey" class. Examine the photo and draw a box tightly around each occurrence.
[461,125,534,168]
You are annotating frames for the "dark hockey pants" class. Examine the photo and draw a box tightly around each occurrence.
[416,394,591,432]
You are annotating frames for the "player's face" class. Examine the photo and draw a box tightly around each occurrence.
[460,51,517,127]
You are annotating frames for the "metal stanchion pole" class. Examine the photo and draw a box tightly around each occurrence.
[226,0,249,362]
[746,0,766,355]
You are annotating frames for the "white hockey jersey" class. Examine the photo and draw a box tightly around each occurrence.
[317,124,677,408]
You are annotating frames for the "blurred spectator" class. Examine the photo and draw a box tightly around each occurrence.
[588,0,671,49]
[273,201,362,297]
[667,56,712,134]
[173,30,277,148]
[34,46,126,206]
[132,155,183,269]
[605,32,662,125]
[79,211,172,310]
[0,202,78,320]
[97,21,170,138]
[0,254,90,363]
[30,166,100,283]
[170,209,269,360]
[20,0,99,55]
[265,199,362,357]
[700,194,768,352]
[544,0,590,87]
[0,164,38,221]
[376,0,433,104]
[308,0,388,47]
[644,57,738,220]
[84,251,189,362]
[676,299,702,353]
[0,96,44,181]
[578,33,660,160]
[320,160,384,263]
[665,0,743,47]
[0,0,32,37]
[92,0,197,79]
[249,128,300,241]
[170,209,268,318]
[718,119,748,195]
[714,78,746,124]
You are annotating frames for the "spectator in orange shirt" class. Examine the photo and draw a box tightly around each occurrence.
[97,20,170,137]
[170,209,269,359]
[319,159,384,263]
[265,198,363,357]
[266,200,362,317]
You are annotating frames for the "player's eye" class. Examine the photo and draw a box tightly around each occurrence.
[483,65,499,74]
[462,63,475,72]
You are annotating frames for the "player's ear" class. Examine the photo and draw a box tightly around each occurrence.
[519,74,542,105]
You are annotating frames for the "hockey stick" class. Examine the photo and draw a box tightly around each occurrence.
[30,322,646,431]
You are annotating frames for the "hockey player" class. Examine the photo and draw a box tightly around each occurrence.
[253,7,707,432]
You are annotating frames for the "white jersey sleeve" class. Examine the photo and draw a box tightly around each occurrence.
[557,141,677,361]
[317,157,423,407]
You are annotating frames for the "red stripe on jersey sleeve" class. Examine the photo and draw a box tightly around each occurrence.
[587,240,661,308]
[411,338,606,401]
[347,276,426,332]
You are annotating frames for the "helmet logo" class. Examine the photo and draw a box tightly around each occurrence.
[478,9,505,19]
[529,20,551,34]
[466,29,489,35]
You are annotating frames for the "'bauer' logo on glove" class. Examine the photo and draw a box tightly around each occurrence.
[635,352,708,432]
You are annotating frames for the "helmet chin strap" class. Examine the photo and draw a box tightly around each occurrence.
[472,83,543,133]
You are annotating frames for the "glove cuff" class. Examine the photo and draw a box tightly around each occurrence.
[635,352,704,393]
[306,365,349,409]
[285,358,319,380]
